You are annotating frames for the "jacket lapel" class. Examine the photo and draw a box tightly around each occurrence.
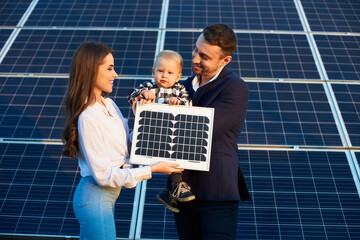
[192,68,230,106]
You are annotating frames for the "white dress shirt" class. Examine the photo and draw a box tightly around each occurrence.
[191,67,224,92]
[77,97,152,188]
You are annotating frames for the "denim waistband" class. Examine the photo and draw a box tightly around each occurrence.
[82,176,98,186]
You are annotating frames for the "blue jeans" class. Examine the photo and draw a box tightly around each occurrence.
[73,176,121,240]
[174,200,239,240]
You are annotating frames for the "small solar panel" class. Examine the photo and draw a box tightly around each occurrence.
[130,103,214,171]
[0,29,158,75]
[315,35,360,81]
[0,0,32,27]
[164,32,320,80]
[167,0,303,31]
[332,83,360,146]
[25,0,162,28]
[301,0,360,33]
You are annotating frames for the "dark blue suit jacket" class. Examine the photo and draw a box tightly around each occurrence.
[182,67,251,201]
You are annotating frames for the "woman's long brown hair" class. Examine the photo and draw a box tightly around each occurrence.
[62,42,113,158]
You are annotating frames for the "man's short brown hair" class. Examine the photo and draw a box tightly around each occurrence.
[202,23,237,57]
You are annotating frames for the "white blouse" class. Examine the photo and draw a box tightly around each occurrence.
[77,97,152,188]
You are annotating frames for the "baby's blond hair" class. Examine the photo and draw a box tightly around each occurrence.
[153,50,183,71]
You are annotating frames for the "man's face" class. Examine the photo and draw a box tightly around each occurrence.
[192,34,231,81]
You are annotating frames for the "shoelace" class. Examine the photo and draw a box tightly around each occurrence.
[172,182,191,199]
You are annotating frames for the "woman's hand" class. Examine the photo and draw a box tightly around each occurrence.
[150,161,184,174]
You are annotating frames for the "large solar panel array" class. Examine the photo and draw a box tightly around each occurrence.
[0,0,359,239]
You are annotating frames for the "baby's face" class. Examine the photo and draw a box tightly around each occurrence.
[152,57,182,88]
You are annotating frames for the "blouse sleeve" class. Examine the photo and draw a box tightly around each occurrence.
[78,114,152,188]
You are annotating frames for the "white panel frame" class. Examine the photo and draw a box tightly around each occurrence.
[130,103,214,171]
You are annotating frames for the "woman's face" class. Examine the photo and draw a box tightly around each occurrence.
[94,53,118,98]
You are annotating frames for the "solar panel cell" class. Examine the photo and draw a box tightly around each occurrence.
[131,104,213,170]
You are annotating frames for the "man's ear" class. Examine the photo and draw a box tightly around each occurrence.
[152,68,155,76]
[221,55,232,67]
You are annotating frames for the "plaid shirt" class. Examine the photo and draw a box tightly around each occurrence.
[127,81,192,106]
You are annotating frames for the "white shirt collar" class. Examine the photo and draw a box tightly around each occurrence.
[92,97,116,118]
[192,66,224,91]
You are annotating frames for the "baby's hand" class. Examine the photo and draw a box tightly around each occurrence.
[168,97,181,106]
[140,90,156,104]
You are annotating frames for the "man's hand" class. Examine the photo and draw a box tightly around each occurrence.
[168,97,181,106]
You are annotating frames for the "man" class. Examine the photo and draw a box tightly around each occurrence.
[175,23,251,240]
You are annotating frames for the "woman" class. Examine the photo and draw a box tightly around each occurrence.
[62,42,182,239]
